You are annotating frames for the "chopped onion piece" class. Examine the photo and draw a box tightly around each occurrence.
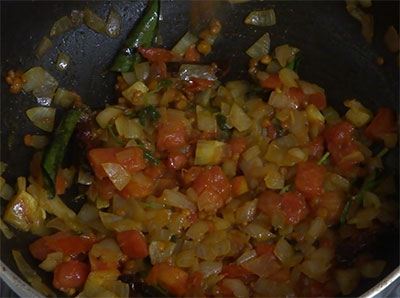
[172,31,198,57]
[39,252,63,272]
[134,62,150,82]
[54,88,79,108]
[179,64,217,81]
[84,8,106,34]
[78,168,94,185]
[122,72,137,85]
[102,163,131,191]
[24,135,49,150]
[246,33,270,59]
[196,105,217,133]
[384,25,399,53]
[56,53,70,71]
[22,67,46,92]
[161,189,197,212]
[245,9,276,27]
[96,106,123,128]
[0,217,14,239]
[106,7,122,38]
[71,10,84,27]
[221,278,249,298]
[26,107,56,132]
[149,241,176,264]
[115,115,144,139]
[194,140,225,166]
[12,250,56,297]
[0,162,7,175]
[236,249,257,265]
[50,16,73,38]
[229,103,252,132]
[0,181,14,201]
[32,71,58,106]
[198,261,222,278]
[35,36,52,59]
[275,44,299,67]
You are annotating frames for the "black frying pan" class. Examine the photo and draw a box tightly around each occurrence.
[1,1,399,297]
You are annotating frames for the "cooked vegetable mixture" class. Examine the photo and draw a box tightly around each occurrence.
[1,1,399,297]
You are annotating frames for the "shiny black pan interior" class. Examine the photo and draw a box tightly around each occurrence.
[1,1,399,297]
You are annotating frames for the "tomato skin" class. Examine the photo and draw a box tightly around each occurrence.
[87,148,123,179]
[184,45,200,62]
[257,190,308,225]
[149,61,167,79]
[184,78,215,93]
[229,137,247,156]
[288,87,308,107]
[324,121,363,173]
[192,166,231,205]
[365,107,397,141]
[231,176,249,197]
[146,262,189,296]
[259,74,282,89]
[257,190,282,219]
[120,172,154,199]
[138,47,176,63]
[29,232,94,261]
[55,169,68,195]
[308,92,327,110]
[116,230,149,259]
[281,192,308,225]
[115,147,146,175]
[256,243,276,258]
[157,119,188,152]
[305,136,325,160]
[53,260,90,292]
[90,178,118,201]
[167,152,187,170]
[295,161,326,199]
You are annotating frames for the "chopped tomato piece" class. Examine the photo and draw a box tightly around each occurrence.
[138,47,176,63]
[120,172,154,199]
[305,136,325,160]
[149,61,168,79]
[257,190,282,219]
[184,45,200,62]
[144,164,166,179]
[184,78,215,93]
[154,177,179,196]
[324,121,364,173]
[256,243,276,258]
[295,161,326,199]
[308,92,327,110]
[365,107,397,141]
[188,271,203,287]
[29,231,94,261]
[53,260,90,292]
[89,178,118,201]
[258,190,308,225]
[288,87,307,107]
[192,166,231,212]
[146,262,189,296]
[229,137,247,156]
[220,264,258,285]
[167,152,187,170]
[87,148,123,179]
[281,191,308,225]
[157,119,188,151]
[55,169,68,195]
[116,230,149,259]
[231,176,249,197]
[267,123,277,140]
[115,147,146,175]
[259,74,282,89]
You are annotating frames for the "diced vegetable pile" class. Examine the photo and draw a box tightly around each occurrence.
[1,0,399,297]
